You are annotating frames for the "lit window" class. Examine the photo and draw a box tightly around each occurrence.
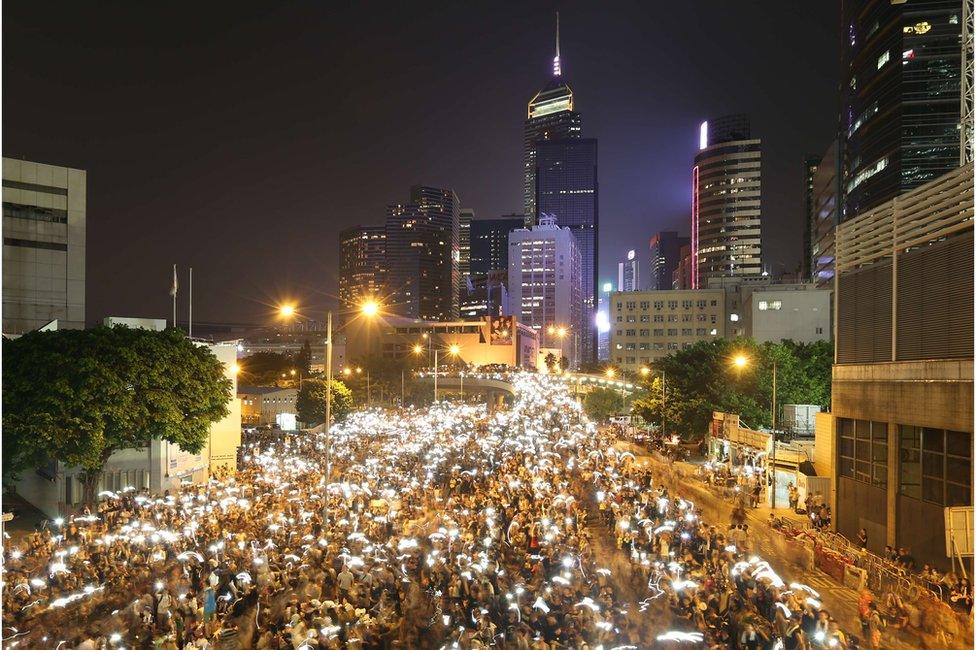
[877,50,890,69]
[729,313,739,322]
[758,301,768,311]
[710,329,718,336]
[771,301,782,310]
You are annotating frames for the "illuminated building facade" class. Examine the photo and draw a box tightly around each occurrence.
[692,114,763,288]
[810,140,843,288]
[470,215,522,277]
[385,185,460,321]
[523,17,582,224]
[535,138,598,361]
[507,214,581,366]
[338,225,387,314]
[840,0,964,218]
[617,249,639,292]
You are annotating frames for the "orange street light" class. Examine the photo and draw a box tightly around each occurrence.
[360,299,380,317]
[279,304,296,318]
[640,366,651,377]
[606,368,616,379]
[413,344,423,354]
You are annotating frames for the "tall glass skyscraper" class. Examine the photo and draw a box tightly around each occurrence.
[469,216,523,277]
[338,225,387,314]
[385,185,460,321]
[536,138,598,361]
[840,0,964,218]
[523,16,582,224]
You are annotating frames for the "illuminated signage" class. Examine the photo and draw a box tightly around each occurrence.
[699,121,709,150]
[903,21,931,35]
[627,249,636,261]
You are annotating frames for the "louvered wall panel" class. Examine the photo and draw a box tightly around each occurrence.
[837,262,892,364]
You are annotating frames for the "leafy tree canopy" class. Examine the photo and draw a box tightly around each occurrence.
[583,387,625,422]
[296,379,353,426]
[3,326,232,498]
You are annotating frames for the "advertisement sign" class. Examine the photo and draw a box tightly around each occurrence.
[488,316,514,345]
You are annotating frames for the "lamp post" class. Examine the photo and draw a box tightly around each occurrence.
[733,353,778,508]
[280,299,380,528]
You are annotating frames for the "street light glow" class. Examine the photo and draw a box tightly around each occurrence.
[449,344,461,356]
[640,367,650,377]
[605,368,616,378]
[734,354,748,368]
[360,300,380,317]
[413,344,423,354]
[279,304,296,318]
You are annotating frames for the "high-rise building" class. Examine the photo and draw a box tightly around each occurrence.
[648,231,690,291]
[831,163,972,568]
[459,208,474,285]
[459,270,508,320]
[338,225,386,313]
[524,15,582,224]
[673,244,693,290]
[2,158,86,334]
[840,0,964,219]
[617,250,639,292]
[385,185,460,321]
[692,114,763,288]
[536,138,598,360]
[470,215,523,277]
[803,156,819,280]
[810,140,843,288]
[508,214,581,365]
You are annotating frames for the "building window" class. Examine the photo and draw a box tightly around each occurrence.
[668,301,678,310]
[710,300,717,307]
[839,418,887,488]
[653,301,664,310]
[877,50,889,69]
[900,426,972,506]
[667,328,677,336]
[640,315,650,323]
[639,329,649,336]
[729,313,739,322]
[654,315,664,323]
[681,328,692,336]
[653,329,664,336]
[625,329,636,336]
[759,301,769,311]
[771,301,782,310]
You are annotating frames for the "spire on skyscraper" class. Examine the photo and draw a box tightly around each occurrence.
[553,12,561,77]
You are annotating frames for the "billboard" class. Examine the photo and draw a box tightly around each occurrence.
[488,316,514,345]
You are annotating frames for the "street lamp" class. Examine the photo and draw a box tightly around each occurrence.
[732,352,778,507]
[278,299,381,528]
[433,344,462,402]
[640,366,651,378]
[605,367,616,379]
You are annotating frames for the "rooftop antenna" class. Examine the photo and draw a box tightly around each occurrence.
[553,12,561,76]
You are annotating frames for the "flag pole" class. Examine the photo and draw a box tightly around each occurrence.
[189,267,193,338]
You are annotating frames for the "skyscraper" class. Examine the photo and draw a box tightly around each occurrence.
[385,185,459,321]
[617,250,639,292]
[524,14,582,224]
[648,231,690,291]
[3,158,86,334]
[840,0,965,219]
[536,137,598,360]
[803,156,819,280]
[338,225,387,313]
[458,208,474,285]
[508,214,581,365]
[469,215,523,277]
[692,114,762,288]
[810,140,843,288]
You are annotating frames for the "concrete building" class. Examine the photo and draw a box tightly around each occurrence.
[344,315,540,370]
[745,285,831,344]
[2,158,86,334]
[692,115,763,287]
[617,249,639,292]
[649,231,689,291]
[831,164,973,569]
[609,289,725,372]
[507,214,582,365]
[239,386,298,426]
[12,317,242,517]
[338,225,386,314]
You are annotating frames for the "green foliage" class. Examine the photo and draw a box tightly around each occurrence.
[238,351,294,385]
[296,379,353,426]
[631,338,833,441]
[296,340,312,375]
[544,352,557,372]
[558,356,570,372]
[583,387,625,422]
[3,326,232,495]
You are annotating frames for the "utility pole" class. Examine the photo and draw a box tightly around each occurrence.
[770,360,778,509]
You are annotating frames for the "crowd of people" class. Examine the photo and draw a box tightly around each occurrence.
[2,373,877,648]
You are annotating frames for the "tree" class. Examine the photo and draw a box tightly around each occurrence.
[296,340,312,376]
[296,379,353,426]
[237,351,293,386]
[544,352,557,372]
[3,326,232,503]
[583,387,625,422]
[558,356,570,373]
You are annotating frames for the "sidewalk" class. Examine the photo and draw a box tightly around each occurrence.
[615,440,934,649]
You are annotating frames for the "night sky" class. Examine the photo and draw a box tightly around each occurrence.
[4,1,839,326]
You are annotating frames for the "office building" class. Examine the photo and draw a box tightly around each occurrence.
[385,185,460,321]
[810,140,843,288]
[536,138,598,360]
[840,0,964,218]
[508,214,582,365]
[459,270,508,320]
[617,250,639,292]
[459,208,474,284]
[524,17,582,223]
[338,225,387,313]
[239,386,298,427]
[673,244,693,290]
[803,156,819,280]
[609,290,726,372]
[831,164,972,568]
[470,215,522,277]
[2,157,86,334]
[745,285,832,344]
[692,115,763,288]
[649,231,690,291]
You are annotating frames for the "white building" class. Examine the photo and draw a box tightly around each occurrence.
[2,158,86,334]
[13,317,242,517]
[617,249,639,292]
[507,215,581,365]
[745,286,831,344]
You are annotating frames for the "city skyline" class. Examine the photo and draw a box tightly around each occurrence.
[3,2,838,325]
